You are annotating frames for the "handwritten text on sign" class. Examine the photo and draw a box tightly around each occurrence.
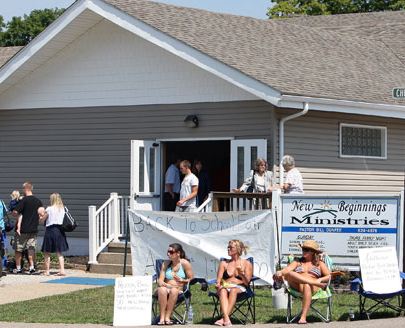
[128,209,275,284]
[113,276,152,326]
[359,247,401,294]
[281,196,400,259]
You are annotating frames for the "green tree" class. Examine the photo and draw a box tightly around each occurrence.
[268,0,405,18]
[1,8,65,46]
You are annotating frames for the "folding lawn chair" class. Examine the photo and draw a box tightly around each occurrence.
[350,247,405,319]
[285,254,338,323]
[206,257,256,324]
[152,259,194,325]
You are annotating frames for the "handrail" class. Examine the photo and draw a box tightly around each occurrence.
[196,195,212,212]
[88,193,130,264]
[211,191,272,211]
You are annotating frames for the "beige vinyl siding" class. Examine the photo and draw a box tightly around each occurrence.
[277,110,405,194]
[0,100,273,238]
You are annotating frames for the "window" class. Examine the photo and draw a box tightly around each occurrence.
[340,124,387,159]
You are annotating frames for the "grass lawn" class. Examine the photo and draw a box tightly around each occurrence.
[0,284,401,324]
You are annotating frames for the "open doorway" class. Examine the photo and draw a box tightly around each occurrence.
[162,140,230,193]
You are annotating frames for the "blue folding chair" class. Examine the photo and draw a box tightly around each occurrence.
[152,259,196,325]
[351,272,405,319]
[206,257,256,324]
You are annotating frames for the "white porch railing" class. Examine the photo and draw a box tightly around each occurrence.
[88,192,130,264]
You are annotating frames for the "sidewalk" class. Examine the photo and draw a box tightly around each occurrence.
[0,317,404,328]
[0,269,120,305]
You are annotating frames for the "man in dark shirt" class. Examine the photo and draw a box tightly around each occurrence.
[13,181,43,274]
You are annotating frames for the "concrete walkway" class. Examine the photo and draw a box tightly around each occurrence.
[0,269,120,305]
[0,317,404,328]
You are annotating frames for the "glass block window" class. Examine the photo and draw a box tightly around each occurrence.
[340,124,386,158]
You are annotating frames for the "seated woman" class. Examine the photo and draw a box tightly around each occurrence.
[215,240,253,326]
[157,243,193,325]
[233,158,273,193]
[273,240,330,324]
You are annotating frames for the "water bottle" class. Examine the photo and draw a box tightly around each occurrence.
[186,304,194,324]
[349,308,355,321]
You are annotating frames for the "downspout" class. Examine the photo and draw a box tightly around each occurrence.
[279,102,309,185]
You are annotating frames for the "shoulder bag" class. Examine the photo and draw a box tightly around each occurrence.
[62,206,77,232]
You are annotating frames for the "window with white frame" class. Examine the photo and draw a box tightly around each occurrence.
[340,124,387,158]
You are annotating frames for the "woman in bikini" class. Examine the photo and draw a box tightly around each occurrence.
[214,240,253,326]
[273,240,330,324]
[157,243,194,325]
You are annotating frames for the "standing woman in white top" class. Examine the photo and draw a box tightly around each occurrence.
[176,160,199,212]
[233,158,274,193]
[38,193,69,276]
[281,155,304,194]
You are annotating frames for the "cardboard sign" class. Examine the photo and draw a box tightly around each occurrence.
[113,276,152,326]
[358,247,402,294]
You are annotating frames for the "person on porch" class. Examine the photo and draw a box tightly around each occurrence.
[176,160,199,212]
[164,158,181,211]
[233,158,274,193]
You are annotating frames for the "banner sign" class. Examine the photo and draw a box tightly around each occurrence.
[281,196,400,263]
[128,209,274,284]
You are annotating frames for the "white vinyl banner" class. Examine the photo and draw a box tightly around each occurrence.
[128,209,274,284]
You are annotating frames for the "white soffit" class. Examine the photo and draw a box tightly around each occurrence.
[0,2,103,94]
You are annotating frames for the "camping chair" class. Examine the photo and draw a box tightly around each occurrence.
[350,267,405,319]
[285,254,339,323]
[152,259,195,325]
[206,257,256,324]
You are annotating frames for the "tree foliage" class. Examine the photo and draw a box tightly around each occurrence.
[268,0,405,18]
[0,8,65,46]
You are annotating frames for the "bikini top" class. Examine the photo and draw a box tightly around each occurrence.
[165,263,186,280]
[294,263,322,278]
[222,269,242,281]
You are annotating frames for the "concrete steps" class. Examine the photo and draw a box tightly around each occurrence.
[88,242,132,275]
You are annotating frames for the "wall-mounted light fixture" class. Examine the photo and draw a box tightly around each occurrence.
[184,115,199,128]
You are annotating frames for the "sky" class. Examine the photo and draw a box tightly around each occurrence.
[0,0,271,22]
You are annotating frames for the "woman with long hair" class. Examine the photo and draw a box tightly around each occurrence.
[38,193,69,276]
[214,240,253,326]
[273,240,330,324]
[233,158,273,193]
[157,243,194,325]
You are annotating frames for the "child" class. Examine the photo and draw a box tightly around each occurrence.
[9,191,22,235]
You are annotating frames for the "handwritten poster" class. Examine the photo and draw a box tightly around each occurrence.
[359,247,401,294]
[113,276,152,326]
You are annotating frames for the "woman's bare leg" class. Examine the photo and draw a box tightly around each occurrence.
[223,288,241,323]
[285,271,326,288]
[165,288,179,322]
[157,287,168,323]
[218,288,229,322]
[299,283,312,324]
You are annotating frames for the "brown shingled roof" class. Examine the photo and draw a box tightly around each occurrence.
[0,46,23,68]
[103,0,405,105]
[1,1,405,107]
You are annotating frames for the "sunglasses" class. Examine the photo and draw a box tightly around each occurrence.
[167,250,176,255]
[302,248,312,252]
[227,246,235,250]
